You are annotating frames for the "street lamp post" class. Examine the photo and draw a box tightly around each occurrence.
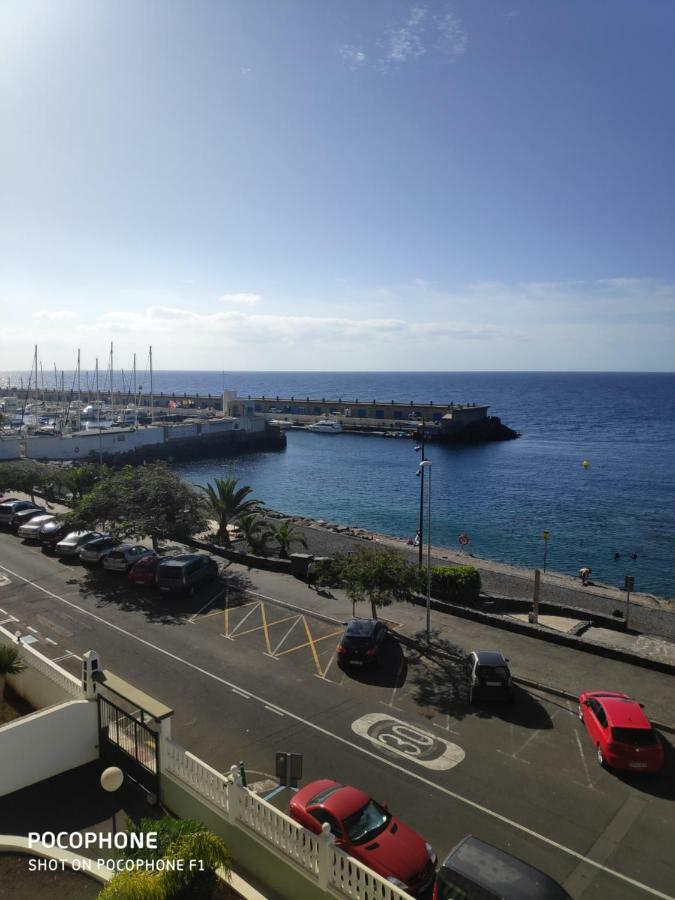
[418,460,432,642]
[100,766,124,838]
[414,421,426,570]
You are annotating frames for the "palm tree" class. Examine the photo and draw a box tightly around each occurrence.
[273,521,308,559]
[238,514,275,557]
[200,477,261,545]
[0,644,27,706]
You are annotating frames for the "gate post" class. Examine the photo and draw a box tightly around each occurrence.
[318,822,332,890]
[82,650,101,699]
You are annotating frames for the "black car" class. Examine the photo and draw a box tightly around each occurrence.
[337,618,389,667]
[156,554,219,595]
[434,835,570,900]
[466,650,512,702]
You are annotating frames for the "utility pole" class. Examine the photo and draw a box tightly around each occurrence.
[417,419,426,570]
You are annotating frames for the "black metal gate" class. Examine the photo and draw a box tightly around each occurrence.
[97,694,160,797]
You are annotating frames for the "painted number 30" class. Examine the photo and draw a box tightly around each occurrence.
[352,713,465,771]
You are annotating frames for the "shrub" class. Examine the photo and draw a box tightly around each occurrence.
[431,565,481,605]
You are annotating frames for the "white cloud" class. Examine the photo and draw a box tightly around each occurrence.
[381,6,428,64]
[218,292,262,307]
[436,10,467,56]
[31,309,77,321]
[339,45,367,69]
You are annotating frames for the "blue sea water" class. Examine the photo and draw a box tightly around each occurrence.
[3,370,674,597]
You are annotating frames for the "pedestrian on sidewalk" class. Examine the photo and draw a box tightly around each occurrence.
[579,566,592,586]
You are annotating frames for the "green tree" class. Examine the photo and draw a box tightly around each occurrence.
[0,644,27,706]
[0,460,46,502]
[238,514,275,557]
[330,547,422,618]
[69,463,208,550]
[272,520,308,559]
[100,816,232,899]
[201,477,261,545]
[63,464,101,501]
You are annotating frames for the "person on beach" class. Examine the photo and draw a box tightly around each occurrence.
[579,566,591,586]
[413,529,421,547]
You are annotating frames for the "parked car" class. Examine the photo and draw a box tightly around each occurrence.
[466,650,512,702]
[290,779,436,897]
[0,496,19,505]
[578,690,663,772]
[55,531,104,558]
[103,544,156,573]
[39,520,70,551]
[18,514,57,540]
[0,499,41,526]
[79,536,118,565]
[10,505,47,532]
[156,554,219,595]
[337,618,389,667]
[128,554,161,586]
[433,835,571,900]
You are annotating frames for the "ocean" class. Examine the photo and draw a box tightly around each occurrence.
[2,370,674,598]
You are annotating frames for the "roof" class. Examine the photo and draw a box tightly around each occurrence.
[439,836,570,900]
[95,669,173,722]
[346,618,378,636]
[599,697,651,729]
[474,650,507,666]
[158,554,200,567]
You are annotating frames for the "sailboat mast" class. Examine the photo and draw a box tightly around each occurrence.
[77,349,81,430]
[133,352,137,427]
[149,345,154,425]
[110,341,114,422]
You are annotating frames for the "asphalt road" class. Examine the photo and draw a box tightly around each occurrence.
[1,532,674,900]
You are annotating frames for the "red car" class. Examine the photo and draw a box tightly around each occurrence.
[578,690,663,772]
[290,780,436,896]
[128,554,160,586]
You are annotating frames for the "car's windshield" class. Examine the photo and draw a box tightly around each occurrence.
[343,800,391,845]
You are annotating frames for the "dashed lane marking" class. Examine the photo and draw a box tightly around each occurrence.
[232,688,251,700]
[0,561,670,900]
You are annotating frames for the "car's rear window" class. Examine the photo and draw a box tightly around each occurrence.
[611,727,656,746]
[159,567,182,579]
[308,784,343,805]
[478,666,509,678]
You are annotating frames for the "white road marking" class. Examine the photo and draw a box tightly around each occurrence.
[352,712,465,771]
[45,637,58,645]
[227,602,261,638]
[264,705,284,717]
[188,589,223,623]
[232,688,251,700]
[575,729,594,788]
[0,615,18,625]
[27,625,39,634]
[0,561,670,900]
[270,615,301,656]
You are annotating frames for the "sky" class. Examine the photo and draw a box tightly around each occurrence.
[1,0,674,372]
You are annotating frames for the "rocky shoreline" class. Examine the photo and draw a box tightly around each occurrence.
[257,508,672,609]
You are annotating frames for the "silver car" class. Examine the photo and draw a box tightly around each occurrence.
[79,536,118,565]
[0,500,40,525]
[103,544,156,572]
[18,514,57,540]
[55,531,104,557]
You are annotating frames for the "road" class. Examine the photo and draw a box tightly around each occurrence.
[1,532,674,900]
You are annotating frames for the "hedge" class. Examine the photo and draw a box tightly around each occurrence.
[431,565,481,605]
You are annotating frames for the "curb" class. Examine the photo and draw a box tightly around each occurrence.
[0,835,113,883]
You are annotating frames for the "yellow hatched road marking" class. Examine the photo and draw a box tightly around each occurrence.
[227,601,261,638]
[235,613,298,639]
[276,620,344,677]
[260,603,272,654]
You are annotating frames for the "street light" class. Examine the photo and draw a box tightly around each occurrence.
[418,459,432,642]
[414,420,426,570]
[100,766,124,838]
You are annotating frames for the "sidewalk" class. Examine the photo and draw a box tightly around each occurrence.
[223,561,675,730]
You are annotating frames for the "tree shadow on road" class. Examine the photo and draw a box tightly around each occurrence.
[71,568,214,625]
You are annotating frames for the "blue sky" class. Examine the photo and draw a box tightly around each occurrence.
[1,0,674,371]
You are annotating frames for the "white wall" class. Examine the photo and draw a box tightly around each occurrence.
[0,700,99,796]
[0,626,82,709]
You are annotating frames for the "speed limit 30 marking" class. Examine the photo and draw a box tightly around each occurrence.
[352,713,465,771]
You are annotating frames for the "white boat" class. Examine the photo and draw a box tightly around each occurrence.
[269,419,291,430]
[306,418,343,434]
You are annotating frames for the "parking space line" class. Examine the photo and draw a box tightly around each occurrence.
[45,637,58,645]
[264,705,285,717]
[232,688,251,700]
[276,624,344,671]
[270,616,302,656]
[227,602,261,638]
[0,615,18,625]
[224,599,258,637]
[188,589,223,623]
[574,729,595,788]
[236,613,298,639]
[260,603,273,655]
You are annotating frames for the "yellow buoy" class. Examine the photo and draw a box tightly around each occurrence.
[582,460,590,469]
